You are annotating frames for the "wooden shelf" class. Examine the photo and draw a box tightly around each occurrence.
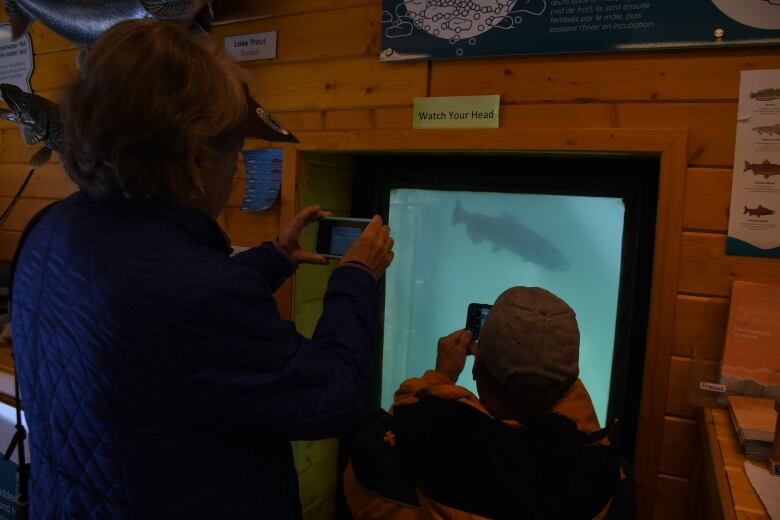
[701,407,771,519]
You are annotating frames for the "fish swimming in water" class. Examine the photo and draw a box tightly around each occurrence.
[744,159,780,179]
[752,124,780,136]
[451,200,570,271]
[0,83,63,167]
[744,204,775,218]
[3,0,212,45]
[750,88,780,102]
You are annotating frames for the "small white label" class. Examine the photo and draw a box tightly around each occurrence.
[699,381,727,393]
[0,24,33,93]
[224,31,277,62]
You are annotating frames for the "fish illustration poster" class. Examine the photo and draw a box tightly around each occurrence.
[380,0,780,61]
[727,69,780,258]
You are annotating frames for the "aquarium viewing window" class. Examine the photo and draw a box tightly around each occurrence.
[351,153,659,458]
[383,189,625,426]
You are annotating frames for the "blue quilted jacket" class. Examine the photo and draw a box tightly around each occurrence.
[10,191,380,519]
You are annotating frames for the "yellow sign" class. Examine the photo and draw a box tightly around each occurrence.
[413,95,500,129]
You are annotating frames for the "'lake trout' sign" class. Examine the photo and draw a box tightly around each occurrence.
[413,95,500,129]
[224,31,277,62]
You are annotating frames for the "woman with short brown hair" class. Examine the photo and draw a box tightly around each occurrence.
[11,20,393,519]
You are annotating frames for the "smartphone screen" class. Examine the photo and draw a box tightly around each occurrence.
[466,303,492,340]
[315,218,370,258]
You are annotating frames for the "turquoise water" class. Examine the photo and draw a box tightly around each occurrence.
[383,189,625,426]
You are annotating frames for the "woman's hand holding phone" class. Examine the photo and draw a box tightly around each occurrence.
[340,215,395,279]
[278,205,331,265]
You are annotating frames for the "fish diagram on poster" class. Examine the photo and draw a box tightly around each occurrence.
[382,0,547,57]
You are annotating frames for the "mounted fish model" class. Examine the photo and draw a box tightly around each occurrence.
[0,83,62,167]
[3,0,212,45]
[0,83,63,225]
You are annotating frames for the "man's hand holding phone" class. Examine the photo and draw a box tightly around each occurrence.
[435,329,475,383]
[340,215,395,279]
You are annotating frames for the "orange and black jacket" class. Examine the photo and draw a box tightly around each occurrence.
[344,371,635,519]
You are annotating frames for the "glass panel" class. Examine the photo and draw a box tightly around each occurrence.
[383,189,625,426]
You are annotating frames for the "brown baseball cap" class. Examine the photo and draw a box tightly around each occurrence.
[478,287,580,397]
[227,83,299,143]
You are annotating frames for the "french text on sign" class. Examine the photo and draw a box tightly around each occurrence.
[224,31,277,62]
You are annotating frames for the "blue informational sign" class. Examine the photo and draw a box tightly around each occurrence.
[380,0,780,62]
[241,148,283,212]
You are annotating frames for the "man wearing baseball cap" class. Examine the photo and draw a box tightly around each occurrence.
[344,286,635,519]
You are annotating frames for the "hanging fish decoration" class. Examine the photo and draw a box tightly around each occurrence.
[0,83,63,167]
[3,0,212,45]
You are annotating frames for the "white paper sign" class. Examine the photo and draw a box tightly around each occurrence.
[727,69,780,258]
[224,31,277,62]
[0,24,33,93]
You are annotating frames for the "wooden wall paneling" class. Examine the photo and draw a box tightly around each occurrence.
[430,49,780,102]
[324,109,375,131]
[273,111,325,132]
[665,355,719,420]
[226,177,247,208]
[213,0,379,23]
[374,107,413,129]
[3,129,28,148]
[653,474,690,520]
[245,57,427,111]
[616,103,737,167]
[683,168,732,233]
[688,427,723,520]
[672,295,729,359]
[0,164,75,199]
[666,356,695,419]
[222,206,280,246]
[0,118,18,131]
[0,197,58,232]
[700,408,734,520]
[0,147,60,165]
[292,128,686,153]
[633,130,688,517]
[659,416,697,477]
[501,103,615,128]
[679,233,780,297]
[0,231,20,261]
[29,24,76,54]
[212,4,379,62]
[30,49,79,92]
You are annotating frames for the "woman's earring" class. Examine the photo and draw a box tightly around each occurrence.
[190,184,206,199]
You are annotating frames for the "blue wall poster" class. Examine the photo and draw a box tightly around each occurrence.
[241,148,283,212]
[380,0,780,62]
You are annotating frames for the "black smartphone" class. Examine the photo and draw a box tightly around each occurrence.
[465,303,492,340]
[314,217,371,258]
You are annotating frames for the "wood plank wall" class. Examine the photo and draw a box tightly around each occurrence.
[1,2,779,518]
